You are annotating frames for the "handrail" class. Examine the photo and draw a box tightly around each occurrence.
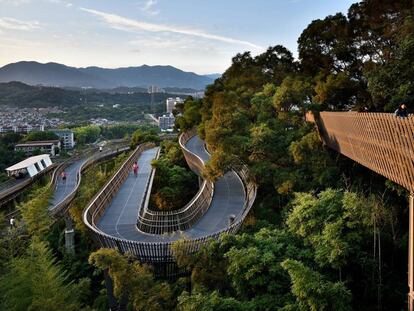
[84,143,155,228]
[49,146,130,216]
[136,129,215,234]
[83,133,257,263]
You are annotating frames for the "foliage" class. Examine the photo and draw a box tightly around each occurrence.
[23,131,59,142]
[130,128,160,148]
[73,125,101,145]
[281,259,352,311]
[0,133,26,181]
[177,291,245,311]
[89,248,174,311]
[0,238,83,311]
[175,97,202,131]
[18,186,53,238]
[101,124,157,140]
[150,140,198,211]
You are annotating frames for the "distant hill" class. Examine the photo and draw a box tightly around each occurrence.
[0,81,186,108]
[0,61,216,90]
[203,73,222,80]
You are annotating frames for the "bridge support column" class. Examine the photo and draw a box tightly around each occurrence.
[64,216,75,255]
[409,194,414,311]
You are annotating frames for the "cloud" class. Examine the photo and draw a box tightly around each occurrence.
[141,0,159,16]
[80,8,263,50]
[0,17,42,31]
[0,0,72,5]
[0,0,31,5]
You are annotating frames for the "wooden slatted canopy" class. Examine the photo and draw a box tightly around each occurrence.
[307,111,414,193]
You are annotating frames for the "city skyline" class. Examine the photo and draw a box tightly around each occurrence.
[0,0,355,74]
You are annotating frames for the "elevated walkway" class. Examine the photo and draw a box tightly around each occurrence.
[84,131,256,263]
[97,136,246,241]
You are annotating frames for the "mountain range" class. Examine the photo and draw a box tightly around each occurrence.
[0,61,220,90]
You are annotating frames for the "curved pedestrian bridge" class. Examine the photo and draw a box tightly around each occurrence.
[83,131,256,262]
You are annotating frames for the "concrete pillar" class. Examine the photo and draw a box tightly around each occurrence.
[409,194,414,311]
[64,229,75,255]
[64,216,75,255]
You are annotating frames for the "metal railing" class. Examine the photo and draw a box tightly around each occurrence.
[136,129,215,234]
[49,146,130,216]
[83,134,257,263]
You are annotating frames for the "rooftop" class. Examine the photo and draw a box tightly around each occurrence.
[6,154,51,172]
[15,140,60,147]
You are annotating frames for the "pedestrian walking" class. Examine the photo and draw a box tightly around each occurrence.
[61,170,67,183]
[133,162,139,177]
[395,103,408,118]
[9,217,15,229]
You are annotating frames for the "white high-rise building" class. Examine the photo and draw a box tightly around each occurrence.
[166,98,175,114]
[53,130,75,149]
[166,97,184,114]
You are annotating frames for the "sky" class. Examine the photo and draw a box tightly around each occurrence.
[0,0,356,74]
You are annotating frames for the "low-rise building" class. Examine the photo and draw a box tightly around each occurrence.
[0,124,44,133]
[15,140,61,157]
[158,114,175,132]
[6,154,53,178]
[53,129,75,149]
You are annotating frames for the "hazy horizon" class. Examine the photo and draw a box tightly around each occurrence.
[0,0,355,74]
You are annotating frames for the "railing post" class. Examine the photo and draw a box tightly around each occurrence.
[409,193,414,311]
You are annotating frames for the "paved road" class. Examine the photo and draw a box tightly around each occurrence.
[97,136,246,242]
[49,157,88,210]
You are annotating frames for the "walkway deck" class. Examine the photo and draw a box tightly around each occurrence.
[49,157,88,210]
[97,136,246,242]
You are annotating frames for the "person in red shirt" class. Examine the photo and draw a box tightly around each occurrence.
[61,170,67,183]
[133,162,139,177]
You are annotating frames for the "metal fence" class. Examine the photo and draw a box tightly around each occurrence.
[49,146,130,216]
[83,133,257,263]
[136,129,215,234]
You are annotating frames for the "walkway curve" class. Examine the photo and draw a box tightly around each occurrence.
[83,132,257,263]
[49,146,130,216]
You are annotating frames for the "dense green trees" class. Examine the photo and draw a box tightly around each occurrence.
[0,239,83,311]
[2,1,412,310]
[73,125,101,145]
[89,249,174,311]
[150,141,198,211]
[101,124,157,140]
[24,131,59,142]
[130,128,160,148]
[174,97,202,132]
[0,133,26,181]
[169,1,410,310]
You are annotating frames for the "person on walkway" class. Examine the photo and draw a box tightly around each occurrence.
[61,170,67,183]
[9,217,15,229]
[133,162,139,177]
[395,104,408,118]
